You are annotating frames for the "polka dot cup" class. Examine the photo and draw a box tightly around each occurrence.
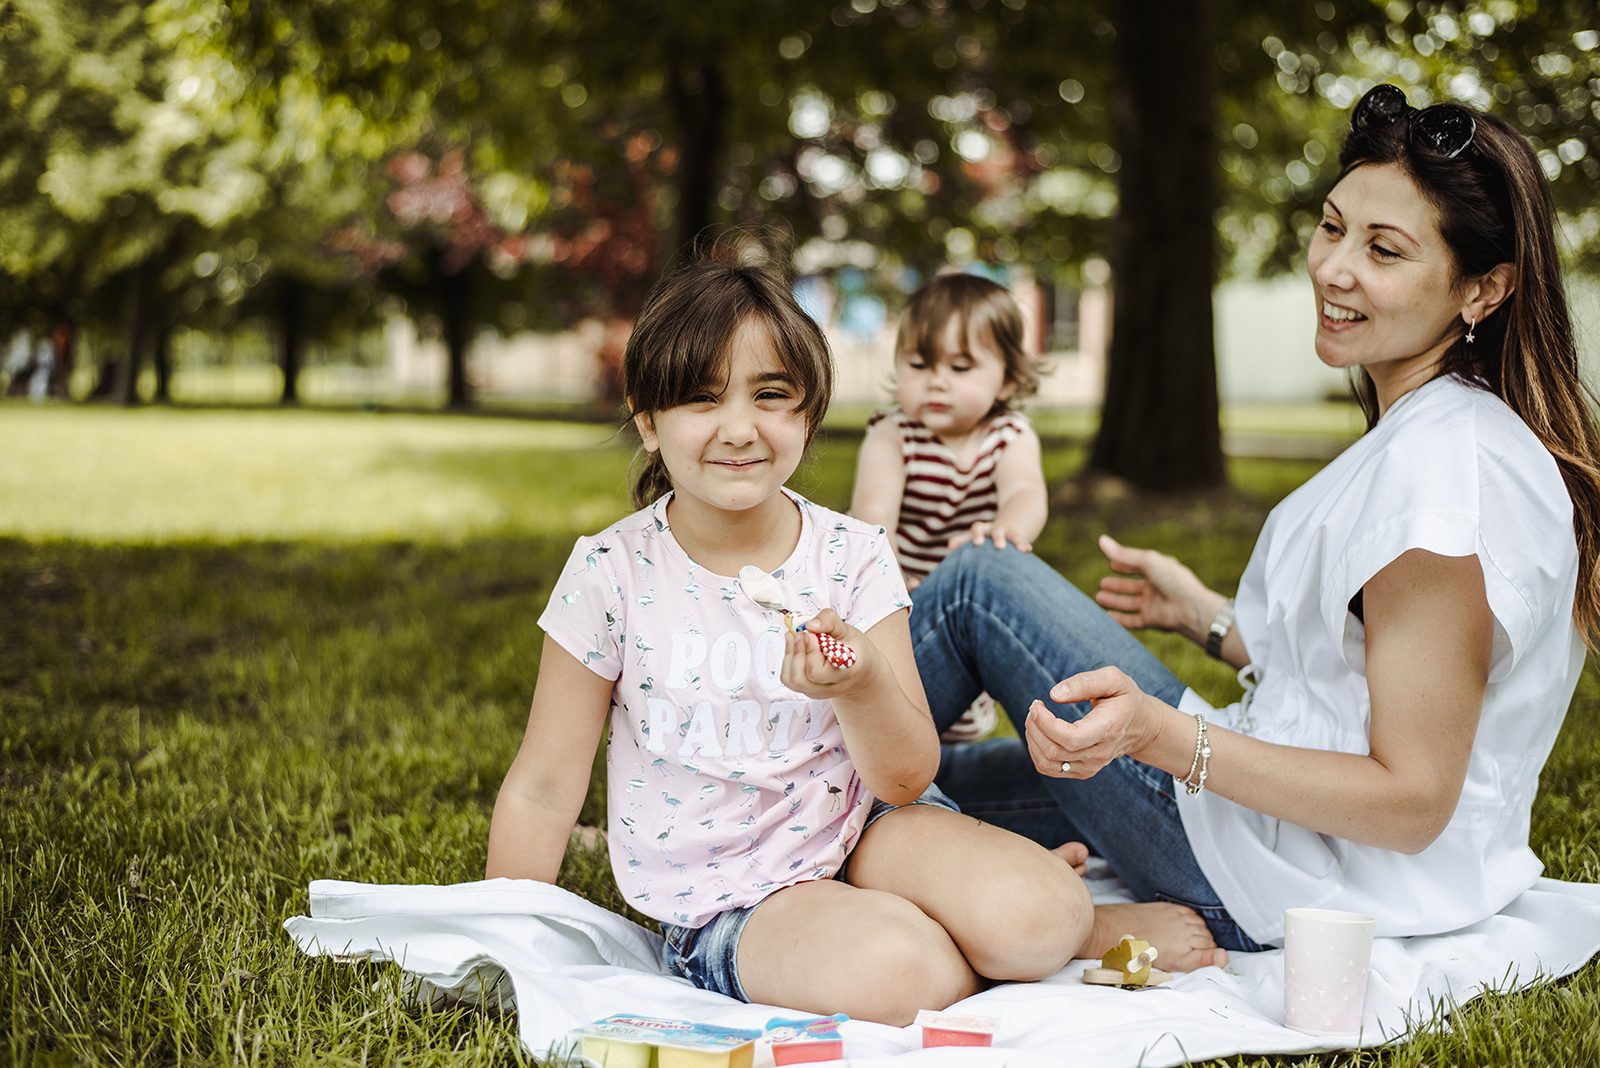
[1282,907,1375,1036]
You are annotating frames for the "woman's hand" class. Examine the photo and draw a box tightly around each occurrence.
[1024,667,1166,779]
[1094,534,1214,639]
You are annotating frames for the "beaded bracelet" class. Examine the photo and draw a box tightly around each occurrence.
[1180,713,1211,796]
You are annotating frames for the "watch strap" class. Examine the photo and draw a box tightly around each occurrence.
[1204,598,1236,659]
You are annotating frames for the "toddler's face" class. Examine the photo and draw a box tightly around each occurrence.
[894,314,1012,439]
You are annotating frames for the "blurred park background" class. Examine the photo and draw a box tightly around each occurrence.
[3,0,1599,488]
[4,1,1600,1065]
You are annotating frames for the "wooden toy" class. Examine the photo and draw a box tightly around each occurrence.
[1082,934,1173,988]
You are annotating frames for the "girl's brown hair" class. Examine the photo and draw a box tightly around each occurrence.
[624,232,833,508]
[896,273,1042,412]
[1337,99,1600,646]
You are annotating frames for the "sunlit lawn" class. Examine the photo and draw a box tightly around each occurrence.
[2,401,1594,1066]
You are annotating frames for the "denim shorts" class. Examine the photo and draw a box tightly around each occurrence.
[658,783,960,1001]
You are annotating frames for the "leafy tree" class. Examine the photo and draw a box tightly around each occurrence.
[8,0,1595,472]
[1,0,386,404]
[0,0,180,403]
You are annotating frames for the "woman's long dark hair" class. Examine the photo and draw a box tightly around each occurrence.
[1336,99,1600,647]
[623,232,833,509]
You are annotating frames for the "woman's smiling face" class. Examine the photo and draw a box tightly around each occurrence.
[1307,162,1468,406]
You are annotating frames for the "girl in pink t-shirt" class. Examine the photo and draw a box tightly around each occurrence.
[487,237,1094,1025]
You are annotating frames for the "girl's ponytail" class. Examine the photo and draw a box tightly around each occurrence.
[631,450,675,511]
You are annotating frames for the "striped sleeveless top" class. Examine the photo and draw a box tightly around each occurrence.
[868,407,1032,581]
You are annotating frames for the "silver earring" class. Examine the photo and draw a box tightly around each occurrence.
[1465,316,1476,344]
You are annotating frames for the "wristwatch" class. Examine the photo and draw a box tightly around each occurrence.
[1204,598,1236,659]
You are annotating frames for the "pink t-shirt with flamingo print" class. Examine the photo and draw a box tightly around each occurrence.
[538,488,911,928]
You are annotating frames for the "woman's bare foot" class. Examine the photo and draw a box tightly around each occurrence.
[1081,902,1228,972]
[1051,840,1089,875]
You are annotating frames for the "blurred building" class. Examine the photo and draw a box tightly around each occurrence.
[381,271,1600,410]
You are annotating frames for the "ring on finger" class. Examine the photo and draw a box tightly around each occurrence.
[1061,760,1072,773]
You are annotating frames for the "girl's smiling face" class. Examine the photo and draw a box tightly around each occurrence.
[1307,162,1469,409]
[633,316,808,519]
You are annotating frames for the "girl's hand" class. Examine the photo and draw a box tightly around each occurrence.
[948,519,1033,553]
[1024,667,1164,779]
[779,610,881,699]
[1095,534,1209,636]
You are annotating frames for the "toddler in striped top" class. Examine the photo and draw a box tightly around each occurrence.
[850,273,1050,741]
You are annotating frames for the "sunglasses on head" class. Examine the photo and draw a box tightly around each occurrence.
[1351,83,1478,159]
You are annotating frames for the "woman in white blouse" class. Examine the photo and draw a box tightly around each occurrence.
[915,84,1600,969]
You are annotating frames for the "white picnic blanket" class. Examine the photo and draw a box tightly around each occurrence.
[284,873,1600,1067]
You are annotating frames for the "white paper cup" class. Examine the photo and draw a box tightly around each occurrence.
[1282,907,1375,1036]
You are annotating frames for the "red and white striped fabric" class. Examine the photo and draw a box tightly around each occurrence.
[868,407,1031,582]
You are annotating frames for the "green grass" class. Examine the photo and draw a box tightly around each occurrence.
[2,401,1595,1066]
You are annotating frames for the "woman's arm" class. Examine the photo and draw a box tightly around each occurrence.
[1094,535,1249,668]
[782,608,938,806]
[1029,549,1493,853]
[486,635,614,879]
[849,418,907,534]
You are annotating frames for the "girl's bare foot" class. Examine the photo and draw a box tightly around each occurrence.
[1082,902,1228,972]
[1051,840,1090,875]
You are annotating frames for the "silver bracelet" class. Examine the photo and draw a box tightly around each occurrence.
[1181,713,1211,796]
[1180,712,1204,786]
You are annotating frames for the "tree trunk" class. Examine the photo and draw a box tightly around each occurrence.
[114,269,149,407]
[87,334,117,400]
[440,264,473,410]
[668,59,728,254]
[278,277,306,405]
[151,324,171,403]
[48,320,75,398]
[1089,0,1225,491]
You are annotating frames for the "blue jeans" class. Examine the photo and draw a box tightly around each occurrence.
[911,543,1264,953]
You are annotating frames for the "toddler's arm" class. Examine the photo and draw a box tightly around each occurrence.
[849,417,907,534]
[486,635,613,881]
[988,421,1048,545]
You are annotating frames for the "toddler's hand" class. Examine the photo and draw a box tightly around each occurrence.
[779,610,879,699]
[948,520,1032,553]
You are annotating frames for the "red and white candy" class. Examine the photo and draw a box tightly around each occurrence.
[807,628,857,670]
[787,614,856,669]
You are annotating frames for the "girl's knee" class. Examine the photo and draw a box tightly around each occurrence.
[966,852,1092,980]
[852,904,979,1024]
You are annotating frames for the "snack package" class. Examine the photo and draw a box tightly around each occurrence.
[913,1009,998,1048]
[567,1014,761,1068]
[764,1014,848,1064]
